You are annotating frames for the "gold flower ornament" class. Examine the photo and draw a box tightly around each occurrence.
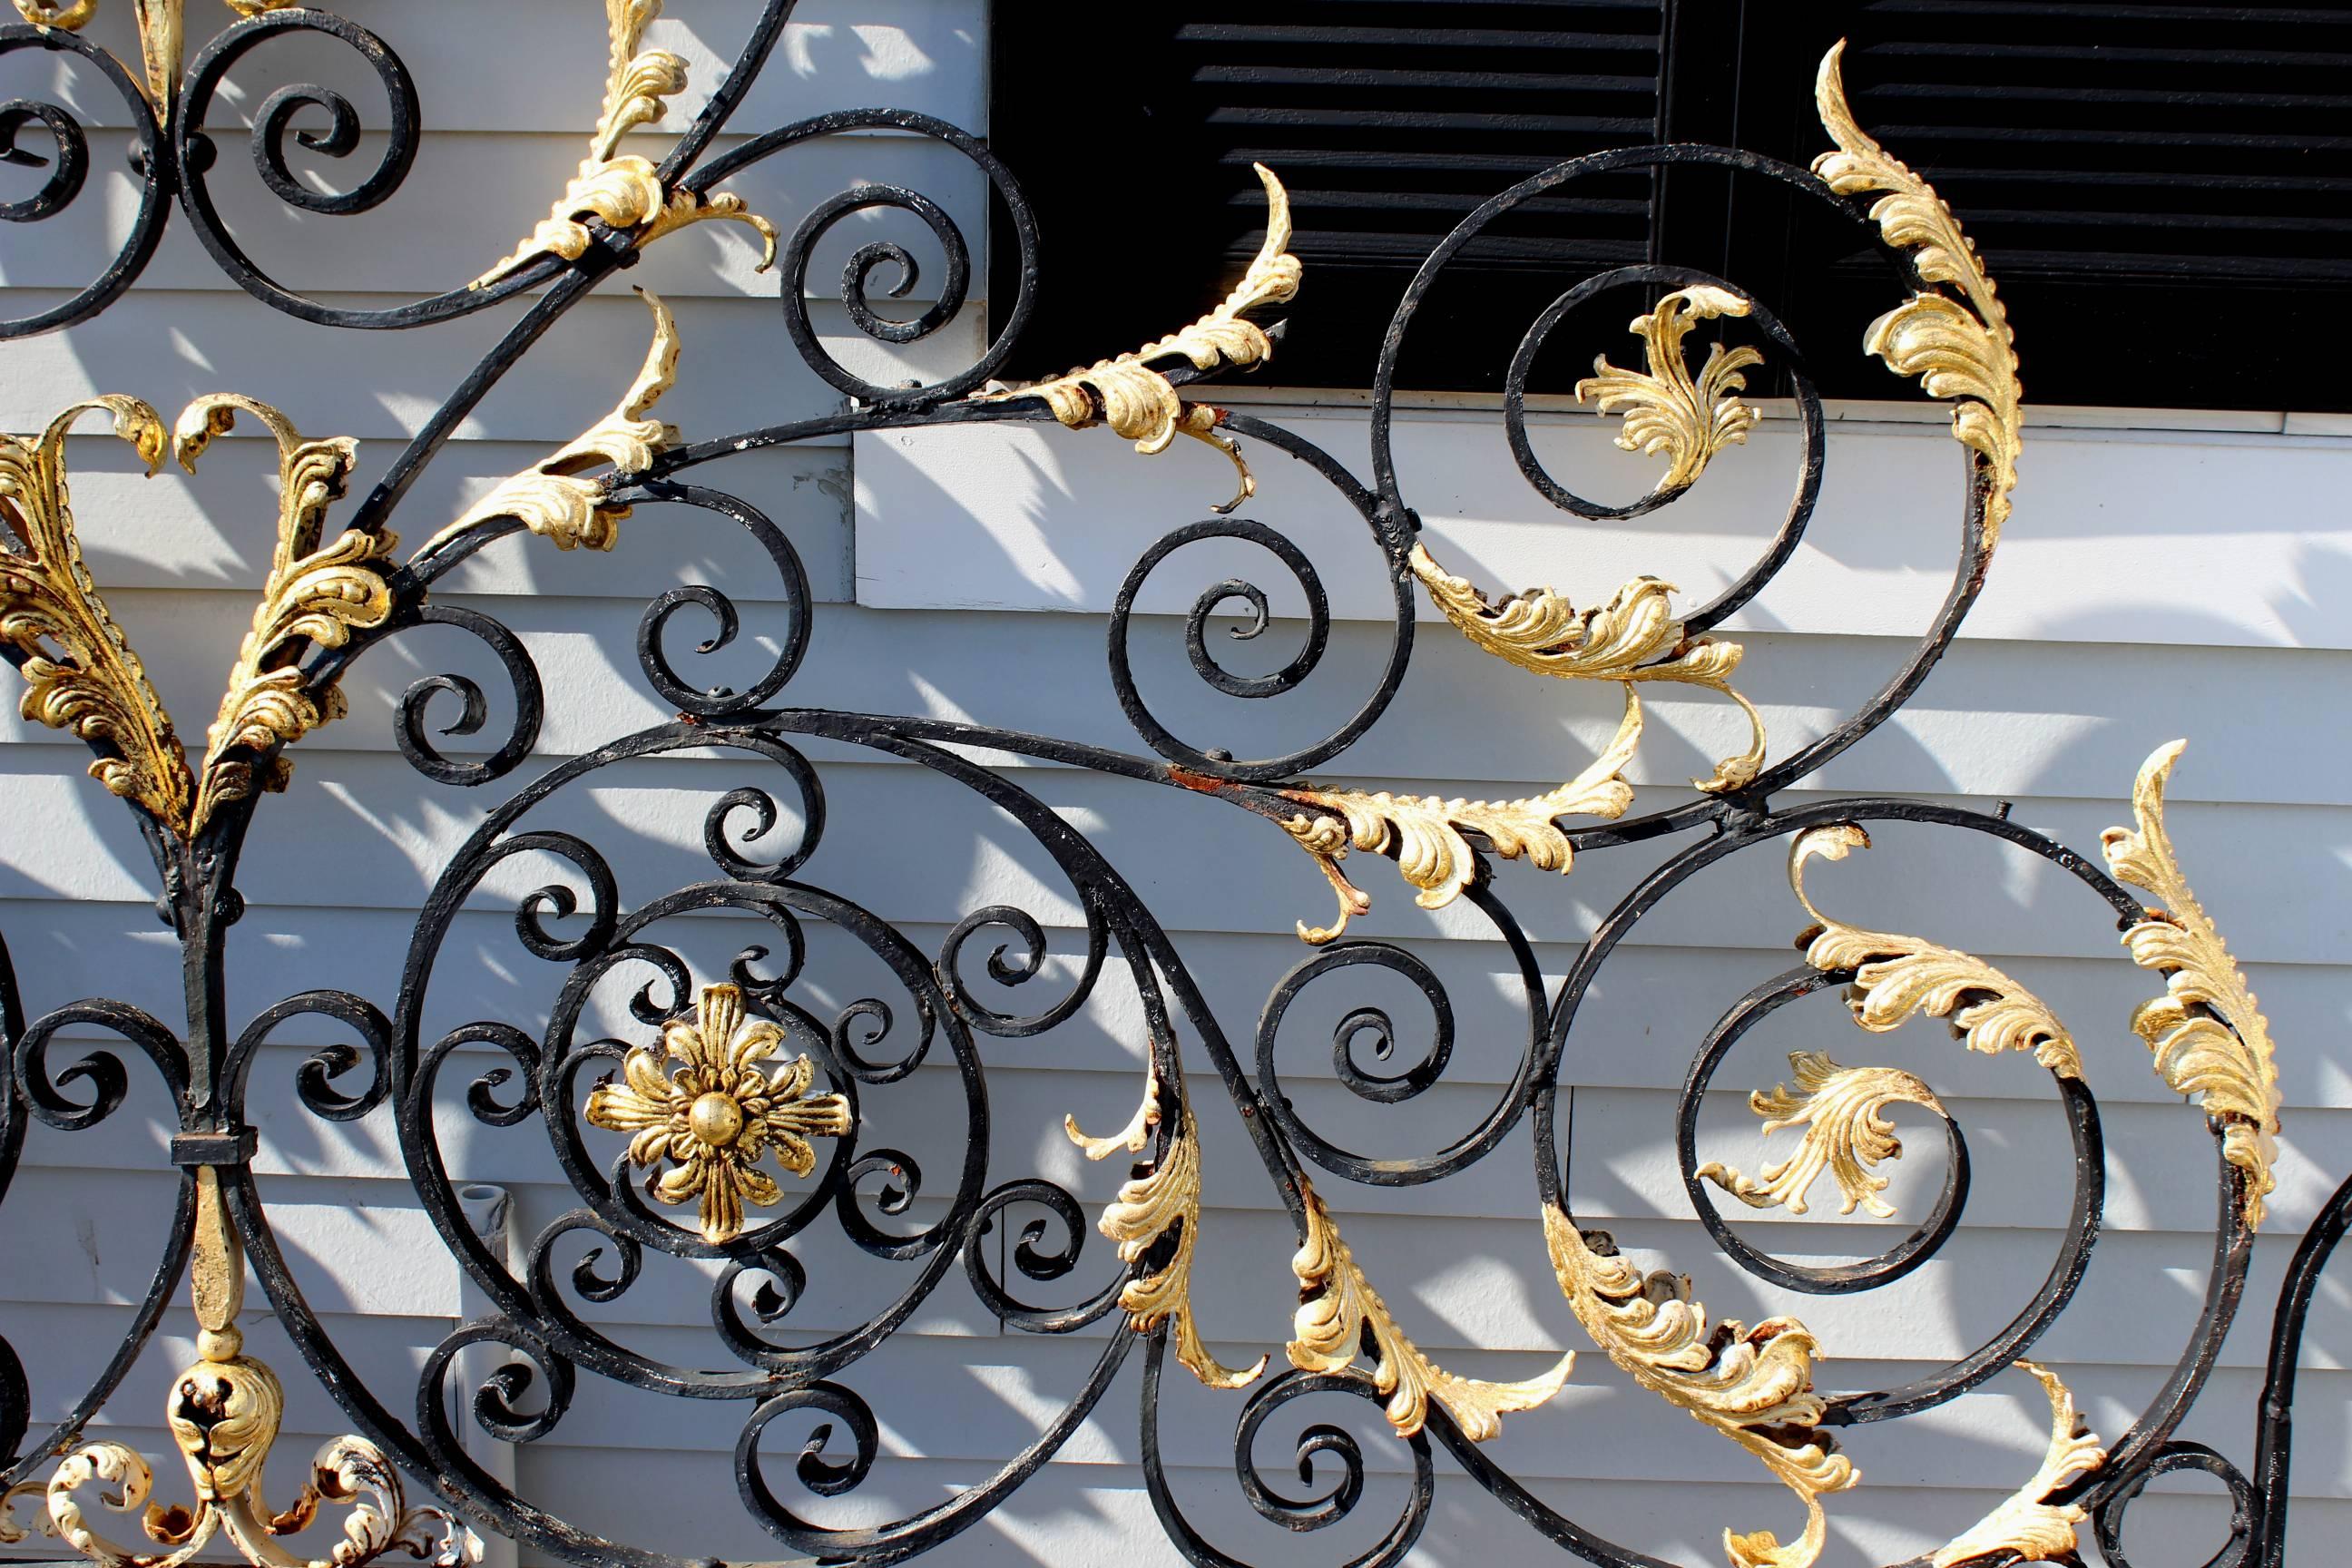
[584,984,852,1244]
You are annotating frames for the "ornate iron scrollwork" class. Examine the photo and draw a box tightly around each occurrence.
[0,5,2334,1567]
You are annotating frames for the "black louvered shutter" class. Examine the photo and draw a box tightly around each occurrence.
[991,1,2352,409]
[987,2,1669,389]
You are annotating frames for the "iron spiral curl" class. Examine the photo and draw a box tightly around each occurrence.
[1142,1334,1436,1568]
[0,24,164,338]
[682,108,1041,407]
[1257,878,1550,1187]
[1106,418,1420,783]
[174,11,534,331]
[0,936,20,1474]
[392,604,548,789]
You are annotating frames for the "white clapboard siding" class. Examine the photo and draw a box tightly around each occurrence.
[855,406,2352,649]
[4,2,2348,1566]
[0,130,983,302]
[0,291,985,441]
[7,2,982,135]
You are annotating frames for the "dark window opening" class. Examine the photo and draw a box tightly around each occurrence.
[989,1,2352,410]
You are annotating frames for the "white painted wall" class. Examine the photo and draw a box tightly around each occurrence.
[1,5,2347,1568]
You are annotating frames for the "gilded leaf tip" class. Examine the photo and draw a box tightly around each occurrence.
[474,0,778,289]
[971,166,1298,507]
[1,393,385,838]
[1812,39,2021,551]
[1544,1205,1850,1568]
[1930,1362,2104,1567]
[2101,741,2280,1229]
[1697,1051,1945,1220]
[424,287,681,557]
[1791,824,2082,1079]
[1071,1066,1265,1389]
[1577,285,1764,495]
[1275,685,1641,943]
[1292,1182,1569,1440]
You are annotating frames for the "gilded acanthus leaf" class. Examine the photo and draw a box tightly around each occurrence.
[174,397,394,835]
[474,0,776,288]
[1276,685,1641,944]
[1576,285,1764,495]
[1543,1206,1853,1568]
[1931,1362,2104,1567]
[1291,1181,1573,1441]
[1698,1051,1945,1220]
[1790,824,2083,1079]
[0,397,194,828]
[2100,741,2280,1230]
[2,392,388,840]
[1407,546,1765,793]
[975,163,1300,511]
[425,288,680,556]
[1068,1067,1266,1391]
[1814,41,2021,549]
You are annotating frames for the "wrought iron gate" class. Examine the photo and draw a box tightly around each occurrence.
[0,5,2330,1566]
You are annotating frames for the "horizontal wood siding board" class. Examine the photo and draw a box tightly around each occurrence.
[0,747,2337,964]
[0,0,986,134]
[9,1163,2344,1377]
[0,130,986,302]
[852,416,2352,649]
[17,1039,2351,1239]
[7,907,2349,1109]
[5,598,2347,812]
[0,291,988,442]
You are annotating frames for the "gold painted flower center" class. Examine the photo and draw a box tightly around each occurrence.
[583,984,855,1245]
[689,1091,745,1149]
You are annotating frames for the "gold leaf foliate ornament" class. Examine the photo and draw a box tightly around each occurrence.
[1289,1181,1573,1441]
[583,983,852,1246]
[0,1170,480,1568]
[0,397,195,828]
[0,394,388,841]
[975,164,1301,513]
[424,288,681,557]
[1697,1051,1945,1220]
[1576,285,1765,495]
[1406,549,1766,793]
[1541,1207,1852,1568]
[1790,824,2085,1079]
[1930,1362,2105,1567]
[1813,42,2022,550]
[1064,1065,1268,1390]
[473,0,777,288]
[1275,684,1642,945]
[172,397,394,835]
[2100,741,2280,1230]
[1401,272,1769,794]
